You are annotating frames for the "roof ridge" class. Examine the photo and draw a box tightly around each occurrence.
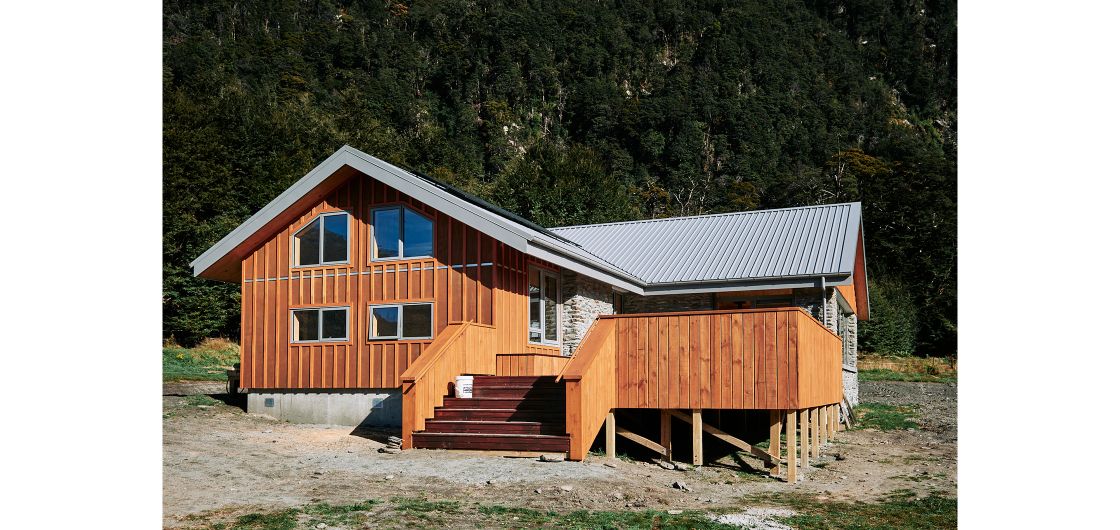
[550,202,860,231]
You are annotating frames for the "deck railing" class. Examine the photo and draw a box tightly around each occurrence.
[557,319,618,460]
[399,321,496,449]
[495,352,571,376]
[558,307,842,459]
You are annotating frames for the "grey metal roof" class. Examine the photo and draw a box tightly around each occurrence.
[193,145,862,294]
[550,203,862,286]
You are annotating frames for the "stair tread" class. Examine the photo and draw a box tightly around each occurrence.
[425,420,555,425]
[445,396,560,401]
[414,432,568,439]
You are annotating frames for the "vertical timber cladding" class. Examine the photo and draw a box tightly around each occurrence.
[239,172,556,390]
[610,309,839,410]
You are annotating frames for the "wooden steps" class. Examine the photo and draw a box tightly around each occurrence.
[411,375,569,454]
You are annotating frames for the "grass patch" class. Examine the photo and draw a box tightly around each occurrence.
[477,505,738,529]
[304,499,381,527]
[860,368,955,384]
[751,489,956,530]
[185,394,222,407]
[853,403,919,431]
[195,498,740,530]
[164,338,239,381]
[211,509,298,530]
[858,354,956,383]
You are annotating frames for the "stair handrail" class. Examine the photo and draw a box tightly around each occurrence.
[400,321,497,449]
[557,318,617,460]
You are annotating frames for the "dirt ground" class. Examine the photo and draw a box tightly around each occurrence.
[163,381,956,528]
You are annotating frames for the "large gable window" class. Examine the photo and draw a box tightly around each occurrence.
[372,205,433,260]
[291,307,349,343]
[528,267,559,345]
[293,212,349,266]
[369,303,434,340]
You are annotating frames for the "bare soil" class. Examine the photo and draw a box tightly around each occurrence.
[163,381,956,528]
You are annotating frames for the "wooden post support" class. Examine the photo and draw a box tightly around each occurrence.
[822,405,830,443]
[810,407,820,457]
[834,404,841,435]
[824,405,831,442]
[799,409,809,469]
[768,410,781,477]
[667,410,776,467]
[660,410,673,462]
[605,411,616,460]
[785,409,797,483]
[691,409,703,466]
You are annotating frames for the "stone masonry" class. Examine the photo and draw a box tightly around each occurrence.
[795,287,858,406]
[622,293,714,314]
[560,270,615,356]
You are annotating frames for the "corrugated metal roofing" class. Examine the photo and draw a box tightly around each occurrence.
[551,203,862,285]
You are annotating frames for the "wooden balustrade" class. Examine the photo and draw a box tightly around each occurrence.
[560,308,842,460]
[557,319,617,461]
[399,321,497,449]
[795,310,844,408]
[495,352,571,376]
[603,308,841,410]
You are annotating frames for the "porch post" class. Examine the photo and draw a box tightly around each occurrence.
[768,410,781,477]
[660,410,673,462]
[691,409,703,466]
[785,409,797,482]
[605,410,617,459]
[799,408,809,469]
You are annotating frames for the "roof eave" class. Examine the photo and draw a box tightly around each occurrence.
[640,273,853,296]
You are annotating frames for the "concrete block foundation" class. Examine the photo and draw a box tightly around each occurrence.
[248,390,402,427]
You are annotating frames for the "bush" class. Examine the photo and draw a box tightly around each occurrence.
[859,277,919,355]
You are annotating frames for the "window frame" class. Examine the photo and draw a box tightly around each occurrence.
[291,211,351,268]
[368,302,435,341]
[289,306,350,344]
[527,267,561,346]
[369,204,435,263]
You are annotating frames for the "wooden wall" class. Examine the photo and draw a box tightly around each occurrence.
[239,173,558,390]
[604,308,841,410]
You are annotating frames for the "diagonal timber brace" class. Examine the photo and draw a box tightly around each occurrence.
[667,410,779,467]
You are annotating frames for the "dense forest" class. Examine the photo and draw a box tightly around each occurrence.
[164,0,956,355]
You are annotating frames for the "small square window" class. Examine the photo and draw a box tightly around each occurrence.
[291,307,349,343]
[370,306,400,339]
[369,303,434,340]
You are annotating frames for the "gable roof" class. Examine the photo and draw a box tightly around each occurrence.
[190,145,645,291]
[551,203,862,286]
[192,146,864,296]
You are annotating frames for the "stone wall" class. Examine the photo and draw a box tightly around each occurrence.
[622,293,714,314]
[793,287,840,333]
[795,287,859,405]
[560,270,615,356]
[840,301,859,406]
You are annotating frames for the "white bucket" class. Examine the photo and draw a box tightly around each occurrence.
[454,375,474,398]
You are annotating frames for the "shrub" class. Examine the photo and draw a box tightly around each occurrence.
[859,277,919,355]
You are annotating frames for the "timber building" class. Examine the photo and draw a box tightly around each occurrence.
[193,146,868,480]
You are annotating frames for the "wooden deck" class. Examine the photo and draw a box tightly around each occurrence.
[399,308,844,482]
[558,307,844,476]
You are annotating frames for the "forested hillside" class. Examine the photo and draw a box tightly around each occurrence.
[164,0,956,355]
